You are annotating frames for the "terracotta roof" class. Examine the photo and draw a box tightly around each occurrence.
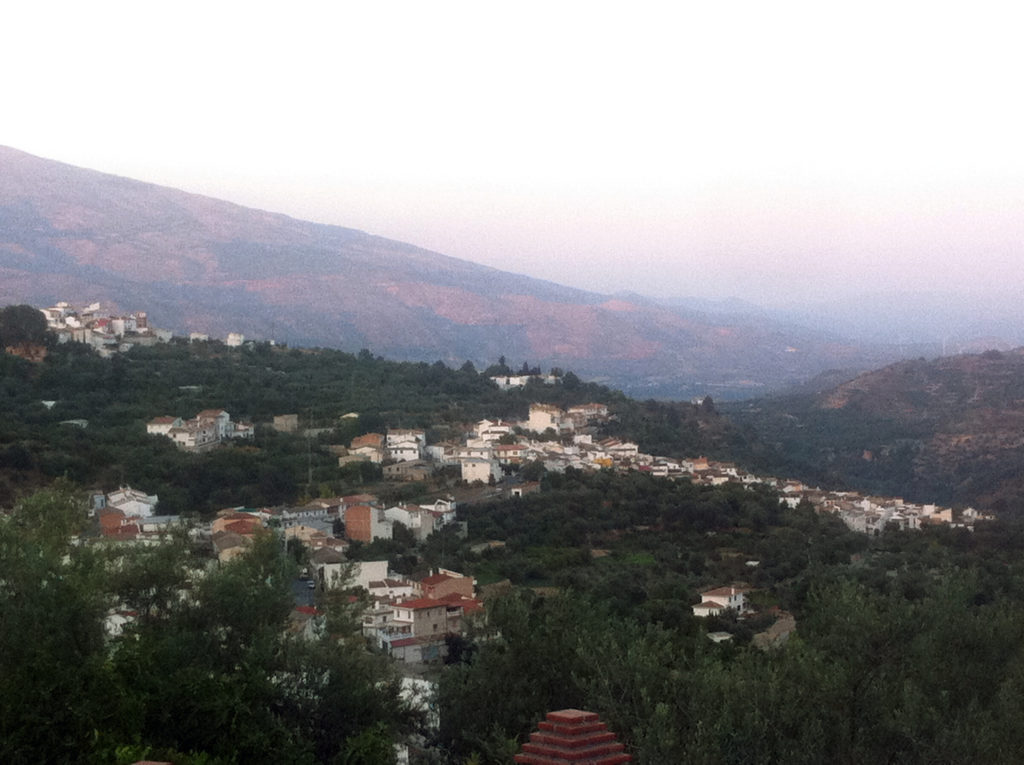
[218,511,259,521]
[390,635,440,648]
[396,597,449,611]
[696,599,728,609]
[224,519,261,536]
[437,593,484,613]
[702,585,749,598]
[98,508,126,529]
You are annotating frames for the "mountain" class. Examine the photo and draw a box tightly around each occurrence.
[726,348,1024,512]
[0,145,894,399]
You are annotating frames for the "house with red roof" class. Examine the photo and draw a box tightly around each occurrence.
[349,433,385,463]
[417,569,475,600]
[692,585,751,617]
[147,409,252,451]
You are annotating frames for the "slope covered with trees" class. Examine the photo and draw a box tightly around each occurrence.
[726,348,1024,513]
[435,470,1024,764]
[0,337,752,512]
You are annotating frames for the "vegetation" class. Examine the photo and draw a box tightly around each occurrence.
[0,303,48,348]
[725,349,1024,514]
[437,472,1024,764]
[0,484,407,764]
[7,337,1024,762]
[0,340,746,511]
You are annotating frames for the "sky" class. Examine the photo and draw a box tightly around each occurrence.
[3,1,1024,311]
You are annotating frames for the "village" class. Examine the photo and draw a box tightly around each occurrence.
[36,298,993,664]
[39,300,249,357]
[81,390,985,669]
[35,300,996,537]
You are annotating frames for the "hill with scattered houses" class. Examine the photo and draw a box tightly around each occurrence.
[727,347,1024,513]
[0,145,900,399]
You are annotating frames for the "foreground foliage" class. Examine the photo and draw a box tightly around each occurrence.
[0,486,407,764]
[441,558,1024,764]
[431,470,1024,764]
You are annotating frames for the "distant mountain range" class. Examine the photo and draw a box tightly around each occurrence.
[727,348,1024,512]
[0,145,904,399]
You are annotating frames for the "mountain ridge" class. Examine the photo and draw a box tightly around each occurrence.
[0,145,896,399]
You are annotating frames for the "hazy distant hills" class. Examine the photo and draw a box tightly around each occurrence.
[728,348,1024,511]
[0,145,896,399]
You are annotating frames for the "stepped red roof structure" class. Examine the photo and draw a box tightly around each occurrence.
[514,709,631,764]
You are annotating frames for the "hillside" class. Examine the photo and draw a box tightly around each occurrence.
[0,145,894,399]
[727,348,1024,512]
[0,340,752,511]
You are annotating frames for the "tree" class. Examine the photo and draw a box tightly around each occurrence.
[0,304,48,348]
[0,484,119,762]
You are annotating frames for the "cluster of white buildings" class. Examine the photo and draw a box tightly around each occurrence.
[41,299,256,355]
[146,409,254,451]
[340,400,985,536]
[343,403,621,485]
[89,485,184,544]
[489,372,560,390]
[800,489,991,534]
[40,301,172,357]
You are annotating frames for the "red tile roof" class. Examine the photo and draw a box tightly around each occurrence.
[437,593,484,613]
[390,635,439,648]
[396,597,449,611]
[696,599,728,610]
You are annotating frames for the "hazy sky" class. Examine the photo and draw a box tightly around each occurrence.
[4,2,1023,307]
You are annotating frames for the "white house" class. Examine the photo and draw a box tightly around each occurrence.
[384,504,436,541]
[146,416,183,436]
[353,560,389,590]
[527,403,565,434]
[460,457,501,484]
[106,486,159,519]
[693,586,750,618]
[386,429,425,462]
[195,409,231,440]
[475,419,513,441]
